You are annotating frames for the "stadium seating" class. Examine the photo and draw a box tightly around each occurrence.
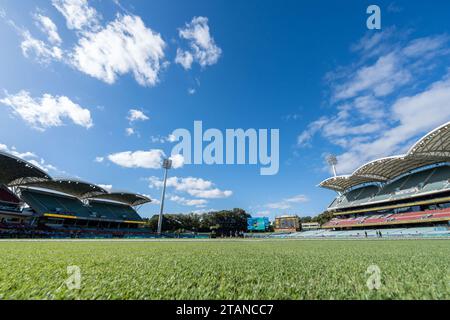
[21,189,143,223]
[323,207,450,228]
[88,200,142,221]
[331,185,380,209]
[420,166,450,193]
[20,189,92,217]
[329,165,450,210]
[0,186,20,204]
[262,226,450,239]
[0,186,21,212]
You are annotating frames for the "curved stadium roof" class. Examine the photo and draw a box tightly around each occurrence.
[408,121,450,158]
[0,151,51,186]
[89,192,151,206]
[318,175,382,192]
[320,122,450,192]
[0,150,151,207]
[21,178,109,199]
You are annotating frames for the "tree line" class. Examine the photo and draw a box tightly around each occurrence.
[143,208,334,234]
[143,208,251,235]
[297,211,334,226]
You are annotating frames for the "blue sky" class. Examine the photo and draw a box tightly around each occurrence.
[1,0,450,219]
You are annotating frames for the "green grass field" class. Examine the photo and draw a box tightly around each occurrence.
[0,239,448,300]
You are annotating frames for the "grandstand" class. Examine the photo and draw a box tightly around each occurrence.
[0,150,151,237]
[319,122,450,233]
[267,226,450,239]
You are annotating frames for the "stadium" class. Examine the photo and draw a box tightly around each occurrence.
[320,122,450,235]
[1,122,450,240]
[0,150,153,238]
[2,0,450,304]
[0,123,449,300]
[268,122,450,239]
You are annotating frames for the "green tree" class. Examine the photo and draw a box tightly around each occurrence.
[145,209,251,234]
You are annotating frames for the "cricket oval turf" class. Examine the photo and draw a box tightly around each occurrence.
[0,239,448,300]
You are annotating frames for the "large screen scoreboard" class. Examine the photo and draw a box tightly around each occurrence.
[247,217,270,231]
[274,215,299,232]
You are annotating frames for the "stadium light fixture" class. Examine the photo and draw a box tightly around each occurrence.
[157,158,173,234]
[326,154,338,177]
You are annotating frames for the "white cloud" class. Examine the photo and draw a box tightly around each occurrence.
[34,14,62,45]
[10,5,169,86]
[127,109,149,122]
[98,184,112,191]
[297,117,328,147]
[20,30,63,63]
[188,188,232,199]
[107,149,184,169]
[402,35,448,58]
[333,52,411,100]
[10,14,63,64]
[147,176,232,199]
[0,90,93,130]
[349,27,399,59]
[176,16,222,69]
[266,194,309,210]
[52,0,100,31]
[150,134,176,143]
[169,195,207,208]
[298,30,450,175]
[150,136,165,143]
[13,3,167,87]
[108,149,164,169]
[70,14,166,86]
[175,48,193,70]
[167,134,177,142]
[125,127,135,136]
[148,197,161,205]
[285,194,310,203]
[94,156,104,163]
[329,33,449,103]
[266,202,291,210]
[169,154,185,169]
[335,76,450,174]
[28,159,60,173]
[0,143,37,160]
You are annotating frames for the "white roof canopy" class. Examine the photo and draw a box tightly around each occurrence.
[20,178,108,199]
[319,175,382,193]
[89,192,151,206]
[320,122,450,192]
[408,122,450,158]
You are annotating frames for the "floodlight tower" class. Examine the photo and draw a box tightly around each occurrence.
[326,154,338,177]
[157,158,172,235]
